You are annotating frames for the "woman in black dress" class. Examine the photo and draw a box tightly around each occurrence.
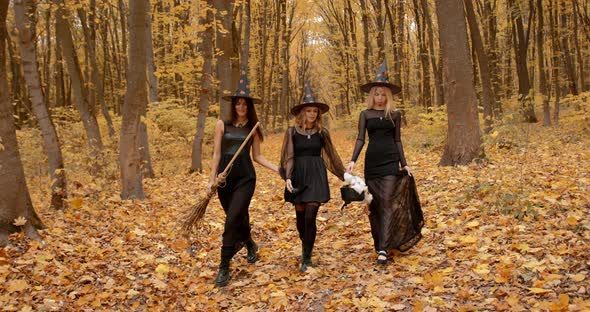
[280,82,346,272]
[347,60,423,264]
[209,69,279,287]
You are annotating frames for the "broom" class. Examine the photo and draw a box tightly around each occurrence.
[183,122,261,232]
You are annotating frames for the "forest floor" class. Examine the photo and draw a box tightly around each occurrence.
[1,97,590,311]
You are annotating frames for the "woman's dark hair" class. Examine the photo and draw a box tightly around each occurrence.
[229,97,264,142]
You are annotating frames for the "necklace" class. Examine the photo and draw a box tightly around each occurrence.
[234,119,248,128]
[304,127,314,139]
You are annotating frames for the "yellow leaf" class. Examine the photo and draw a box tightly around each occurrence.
[70,197,84,209]
[465,220,479,228]
[459,235,478,244]
[528,287,552,294]
[155,264,170,273]
[473,263,490,275]
[570,274,585,282]
[12,216,27,227]
[7,279,29,293]
[565,215,579,226]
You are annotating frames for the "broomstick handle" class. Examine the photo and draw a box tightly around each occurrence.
[216,121,260,179]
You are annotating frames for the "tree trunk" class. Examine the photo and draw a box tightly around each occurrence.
[508,0,537,123]
[549,0,560,126]
[535,0,551,126]
[412,0,431,111]
[348,0,363,102]
[120,0,148,200]
[54,0,104,155]
[146,0,159,103]
[482,0,502,117]
[395,0,406,109]
[44,6,52,108]
[436,0,484,166]
[560,1,578,96]
[214,0,234,121]
[421,0,444,108]
[14,0,68,209]
[572,2,584,92]
[78,5,116,137]
[279,0,290,125]
[464,0,495,133]
[191,0,214,173]
[0,1,45,246]
[360,0,372,81]
[140,0,155,178]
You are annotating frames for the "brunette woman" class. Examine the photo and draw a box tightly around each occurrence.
[347,60,423,264]
[279,82,346,272]
[209,68,279,287]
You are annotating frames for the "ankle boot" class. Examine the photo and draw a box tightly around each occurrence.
[214,248,233,287]
[246,239,258,263]
[214,260,230,287]
[300,246,313,272]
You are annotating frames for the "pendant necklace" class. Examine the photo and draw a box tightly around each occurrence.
[304,127,312,139]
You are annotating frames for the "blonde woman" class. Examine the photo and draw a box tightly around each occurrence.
[279,82,345,272]
[347,60,423,265]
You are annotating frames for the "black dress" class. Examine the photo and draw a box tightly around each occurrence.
[217,122,256,253]
[280,127,345,203]
[351,109,423,252]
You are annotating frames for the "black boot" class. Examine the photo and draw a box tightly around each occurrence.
[246,239,258,263]
[300,246,313,272]
[214,248,233,287]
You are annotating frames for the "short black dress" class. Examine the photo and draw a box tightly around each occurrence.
[216,122,256,251]
[351,109,423,252]
[280,127,345,204]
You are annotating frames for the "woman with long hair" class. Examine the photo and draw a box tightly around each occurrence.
[347,60,423,265]
[279,82,346,272]
[209,68,279,287]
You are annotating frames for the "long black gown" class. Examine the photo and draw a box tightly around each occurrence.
[351,109,423,252]
[217,122,256,255]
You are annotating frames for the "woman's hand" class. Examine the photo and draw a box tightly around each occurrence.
[346,161,355,173]
[403,165,412,177]
[285,179,294,193]
[207,180,214,193]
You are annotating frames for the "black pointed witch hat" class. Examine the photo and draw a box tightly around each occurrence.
[221,66,262,104]
[360,59,401,94]
[290,81,330,115]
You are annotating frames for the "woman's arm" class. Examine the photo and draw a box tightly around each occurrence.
[321,128,346,181]
[208,120,224,191]
[347,111,367,172]
[279,127,295,192]
[251,133,279,173]
[394,111,411,176]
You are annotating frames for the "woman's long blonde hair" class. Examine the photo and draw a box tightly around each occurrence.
[295,106,323,130]
[366,86,396,119]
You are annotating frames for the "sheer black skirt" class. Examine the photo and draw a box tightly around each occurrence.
[366,172,423,252]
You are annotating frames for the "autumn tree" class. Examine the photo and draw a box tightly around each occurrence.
[54,0,104,154]
[0,1,44,246]
[436,0,484,166]
[191,0,215,173]
[14,0,67,209]
[120,0,149,200]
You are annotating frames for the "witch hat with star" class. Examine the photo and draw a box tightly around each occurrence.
[360,59,401,94]
[290,81,330,115]
[222,66,262,104]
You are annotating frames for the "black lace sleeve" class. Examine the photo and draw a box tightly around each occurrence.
[320,128,345,181]
[279,127,295,180]
[351,110,367,162]
[394,111,407,167]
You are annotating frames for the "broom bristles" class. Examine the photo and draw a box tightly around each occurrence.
[183,189,215,232]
